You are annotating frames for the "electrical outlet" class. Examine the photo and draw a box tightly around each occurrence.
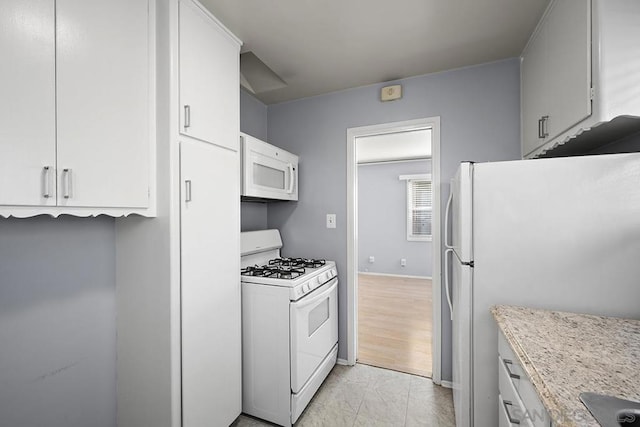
[368,256,375,263]
[326,214,336,228]
[401,258,407,267]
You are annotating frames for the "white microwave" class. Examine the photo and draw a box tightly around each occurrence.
[240,133,298,201]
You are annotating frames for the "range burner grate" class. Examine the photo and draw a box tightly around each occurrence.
[268,257,326,268]
[241,264,306,280]
[271,266,305,279]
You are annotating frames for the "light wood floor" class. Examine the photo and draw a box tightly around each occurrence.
[357,273,432,378]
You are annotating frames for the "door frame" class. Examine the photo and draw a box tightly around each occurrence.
[346,117,442,384]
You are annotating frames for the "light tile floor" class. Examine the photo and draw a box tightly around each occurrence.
[232,363,455,427]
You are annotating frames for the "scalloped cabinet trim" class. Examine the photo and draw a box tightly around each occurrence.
[0,0,156,218]
[0,208,154,219]
[521,0,640,159]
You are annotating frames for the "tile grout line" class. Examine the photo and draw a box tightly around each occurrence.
[351,365,371,426]
[404,377,413,427]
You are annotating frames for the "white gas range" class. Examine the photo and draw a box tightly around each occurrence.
[240,229,338,427]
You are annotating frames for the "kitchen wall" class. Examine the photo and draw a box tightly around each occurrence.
[240,88,269,231]
[266,58,523,380]
[240,88,268,140]
[358,160,432,277]
[0,216,116,427]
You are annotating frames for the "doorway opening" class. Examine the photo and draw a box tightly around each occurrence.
[346,118,442,383]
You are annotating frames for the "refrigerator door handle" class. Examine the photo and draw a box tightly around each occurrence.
[444,191,453,249]
[444,248,454,320]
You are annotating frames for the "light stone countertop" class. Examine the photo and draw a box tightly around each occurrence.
[491,305,640,427]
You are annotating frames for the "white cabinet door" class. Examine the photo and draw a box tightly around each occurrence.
[180,140,241,426]
[521,24,548,157]
[545,0,591,141]
[179,0,240,151]
[0,0,56,206]
[521,0,593,158]
[56,0,150,208]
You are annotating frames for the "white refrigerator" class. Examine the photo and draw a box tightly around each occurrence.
[445,153,640,427]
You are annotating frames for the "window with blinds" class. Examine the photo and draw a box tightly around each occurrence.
[407,178,432,241]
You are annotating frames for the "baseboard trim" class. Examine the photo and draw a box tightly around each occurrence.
[336,358,351,366]
[358,272,432,280]
[439,380,453,389]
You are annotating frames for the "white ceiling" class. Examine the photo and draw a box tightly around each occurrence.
[200,0,550,105]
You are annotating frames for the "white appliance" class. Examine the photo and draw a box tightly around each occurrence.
[241,133,298,201]
[241,229,338,427]
[445,153,640,427]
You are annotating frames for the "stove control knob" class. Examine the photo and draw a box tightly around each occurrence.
[331,268,337,276]
[303,283,310,293]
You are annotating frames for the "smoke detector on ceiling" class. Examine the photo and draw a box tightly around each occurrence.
[240,52,287,94]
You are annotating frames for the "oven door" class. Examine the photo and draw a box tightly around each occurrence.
[290,278,338,393]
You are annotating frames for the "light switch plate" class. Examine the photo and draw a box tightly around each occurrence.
[326,214,336,228]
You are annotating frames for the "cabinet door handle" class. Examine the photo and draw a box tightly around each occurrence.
[42,166,52,198]
[184,105,191,129]
[185,180,192,202]
[538,117,544,139]
[541,115,549,138]
[503,400,521,425]
[63,168,72,199]
[503,359,520,380]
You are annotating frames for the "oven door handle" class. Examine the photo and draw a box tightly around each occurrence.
[292,278,338,309]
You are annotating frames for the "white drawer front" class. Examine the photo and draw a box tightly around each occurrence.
[498,331,551,427]
[498,394,511,427]
[519,374,551,427]
[498,355,520,405]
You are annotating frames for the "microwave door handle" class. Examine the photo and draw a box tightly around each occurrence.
[287,163,295,194]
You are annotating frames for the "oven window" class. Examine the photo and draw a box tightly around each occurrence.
[308,298,330,337]
[253,164,285,190]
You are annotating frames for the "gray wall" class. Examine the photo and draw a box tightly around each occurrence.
[240,88,269,231]
[358,160,432,277]
[0,216,116,427]
[240,88,268,140]
[266,58,523,379]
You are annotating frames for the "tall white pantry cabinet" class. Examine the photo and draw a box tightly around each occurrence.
[116,0,242,426]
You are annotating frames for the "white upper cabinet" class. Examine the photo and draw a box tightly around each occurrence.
[0,1,57,206]
[179,0,240,151]
[56,0,151,209]
[0,0,154,217]
[521,21,548,157]
[522,0,640,158]
[544,0,591,142]
[521,0,591,158]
